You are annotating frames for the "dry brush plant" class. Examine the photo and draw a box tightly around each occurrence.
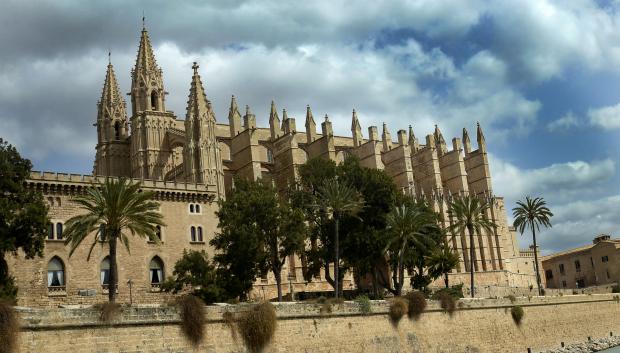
[237,301,277,353]
[95,302,122,323]
[178,295,206,346]
[388,297,409,326]
[0,301,18,353]
[405,291,427,320]
[510,306,524,326]
[437,292,456,316]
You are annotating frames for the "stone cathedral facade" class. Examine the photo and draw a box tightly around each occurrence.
[9,26,540,306]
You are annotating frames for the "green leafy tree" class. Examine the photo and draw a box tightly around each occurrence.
[161,250,226,304]
[212,178,305,302]
[427,242,460,288]
[513,196,553,296]
[448,195,496,298]
[0,138,49,301]
[63,178,164,303]
[384,200,438,296]
[315,179,364,299]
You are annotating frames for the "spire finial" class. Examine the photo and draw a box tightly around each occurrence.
[192,61,199,74]
[108,50,111,65]
[142,11,146,30]
[325,114,329,122]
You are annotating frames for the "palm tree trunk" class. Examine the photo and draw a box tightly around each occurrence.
[444,273,449,288]
[532,226,542,296]
[334,217,340,299]
[467,224,475,298]
[108,237,117,303]
[396,241,406,296]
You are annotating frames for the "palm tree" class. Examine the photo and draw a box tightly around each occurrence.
[448,195,496,298]
[385,202,437,296]
[63,178,164,302]
[427,243,460,288]
[316,179,364,299]
[513,196,553,296]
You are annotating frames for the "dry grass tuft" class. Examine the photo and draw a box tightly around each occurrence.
[95,302,122,323]
[404,291,427,320]
[388,297,408,326]
[238,301,277,353]
[222,310,238,342]
[437,292,456,316]
[511,306,524,326]
[178,295,206,346]
[0,301,18,353]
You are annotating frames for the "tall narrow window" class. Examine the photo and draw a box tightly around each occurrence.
[47,223,54,240]
[195,204,200,213]
[190,226,196,242]
[47,257,65,288]
[56,223,63,240]
[150,90,158,110]
[100,257,111,286]
[114,121,121,140]
[149,257,164,286]
[154,226,162,241]
[197,226,203,242]
[267,149,274,163]
[190,204,195,213]
[98,224,106,241]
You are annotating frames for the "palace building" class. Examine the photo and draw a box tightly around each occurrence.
[8,26,540,306]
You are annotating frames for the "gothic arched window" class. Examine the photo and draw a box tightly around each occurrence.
[100,256,111,286]
[149,256,164,285]
[47,257,65,288]
[114,121,121,140]
[190,226,196,242]
[150,90,158,111]
[56,223,63,240]
[197,226,203,242]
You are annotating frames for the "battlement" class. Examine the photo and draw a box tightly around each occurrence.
[28,171,215,194]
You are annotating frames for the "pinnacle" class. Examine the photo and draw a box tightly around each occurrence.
[185,63,211,122]
[134,26,159,76]
[100,62,124,111]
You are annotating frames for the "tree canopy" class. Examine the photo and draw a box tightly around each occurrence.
[0,138,49,301]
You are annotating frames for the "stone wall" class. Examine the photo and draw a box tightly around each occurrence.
[15,294,620,353]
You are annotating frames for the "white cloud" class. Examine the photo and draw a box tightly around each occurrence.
[589,102,620,129]
[547,111,579,132]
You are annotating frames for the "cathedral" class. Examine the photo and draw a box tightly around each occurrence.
[8,26,540,306]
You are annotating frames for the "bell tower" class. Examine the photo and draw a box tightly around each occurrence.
[129,25,176,180]
[93,56,131,177]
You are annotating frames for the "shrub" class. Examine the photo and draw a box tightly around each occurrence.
[178,295,206,346]
[431,284,464,300]
[238,302,277,353]
[612,284,620,293]
[388,297,408,326]
[404,291,427,320]
[95,302,122,323]
[0,276,18,304]
[319,302,332,315]
[505,295,516,303]
[355,295,371,315]
[0,300,18,353]
[437,292,456,316]
[511,306,524,326]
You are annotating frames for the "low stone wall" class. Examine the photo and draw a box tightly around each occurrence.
[14,294,620,353]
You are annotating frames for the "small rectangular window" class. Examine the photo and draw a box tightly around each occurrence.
[562,280,567,288]
[607,269,611,279]
[545,269,553,280]
[602,256,609,263]
[559,264,565,275]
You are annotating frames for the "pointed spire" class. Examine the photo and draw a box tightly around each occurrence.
[269,100,281,140]
[434,125,447,155]
[408,125,420,152]
[382,122,392,151]
[351,109,363,147]
[244,105,256,130]
[100,61,124,113]
[134,26,160,78]
[463,127,472,155]
[476,121,486,152]
[305,105,316,144]
[185,62,212,123]
[321,114,333,137]
[228,95,241,136]
[282,109,296,134]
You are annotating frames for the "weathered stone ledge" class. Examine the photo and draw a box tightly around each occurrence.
[543,336,620,353]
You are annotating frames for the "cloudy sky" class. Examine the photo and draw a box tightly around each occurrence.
[1,0,620,254]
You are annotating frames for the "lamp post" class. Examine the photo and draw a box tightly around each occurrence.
[127,279,133,305]
[288,273,295,302]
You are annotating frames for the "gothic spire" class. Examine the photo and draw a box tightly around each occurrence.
[351,109,363,147]
[269,100,281,140]
[463,127,472,155]
[130,25,166,114]
[185,62,212,122]
[134,26,159,77]
[305,105,316,143]
[228,95,241,136]
[476,121,487,152]
[99,61,126,117]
